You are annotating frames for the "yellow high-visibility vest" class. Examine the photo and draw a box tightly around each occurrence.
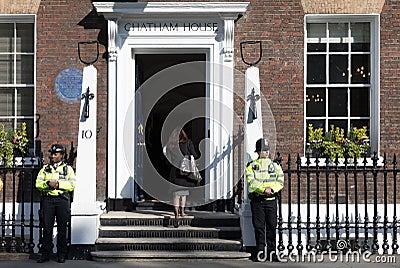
[36,162,76,196]
[245,157,284,200]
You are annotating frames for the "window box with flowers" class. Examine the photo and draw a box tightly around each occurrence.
[0,122,30,167]
[306,124,370,164]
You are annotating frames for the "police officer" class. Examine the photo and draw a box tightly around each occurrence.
[246,138,284,262]
[36,144,76,263]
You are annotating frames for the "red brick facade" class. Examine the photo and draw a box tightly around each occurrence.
[28,0,400,201]
[35,0,108,200]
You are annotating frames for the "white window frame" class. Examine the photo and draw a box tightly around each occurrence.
[0,15,36,155]
[304,14,380,157]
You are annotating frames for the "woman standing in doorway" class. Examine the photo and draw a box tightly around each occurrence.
[165,128,199,227]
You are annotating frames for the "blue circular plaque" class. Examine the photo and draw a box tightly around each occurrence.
[54,68,83,103]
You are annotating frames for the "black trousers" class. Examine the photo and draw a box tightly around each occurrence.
[40,196,70,257]
[250,198,277,254]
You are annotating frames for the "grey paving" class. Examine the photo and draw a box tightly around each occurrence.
[0,255,399,268]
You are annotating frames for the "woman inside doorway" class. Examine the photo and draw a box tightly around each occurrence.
[165,127,199,227]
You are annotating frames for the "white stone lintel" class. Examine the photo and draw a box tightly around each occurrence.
[94,2,249,16]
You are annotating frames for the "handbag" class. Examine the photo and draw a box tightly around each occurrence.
[180,155,191,176]
[179,143,202,183]
[187,155,202,182]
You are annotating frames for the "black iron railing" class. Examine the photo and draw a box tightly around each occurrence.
[1,150,399,256]
[0,156,42,253]
[276,152,400,255]
[0,143,76,254]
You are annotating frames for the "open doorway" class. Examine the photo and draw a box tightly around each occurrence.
[135,53,206,202]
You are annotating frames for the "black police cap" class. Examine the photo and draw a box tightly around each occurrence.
[49,144,65,154]
[255,138,270,152]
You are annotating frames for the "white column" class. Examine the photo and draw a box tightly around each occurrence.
[107,18,118,200]
[240,66,263,247]
[71,65,98,244]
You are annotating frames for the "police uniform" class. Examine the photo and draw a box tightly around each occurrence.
[36,144,76,263]
[246,139,284,260]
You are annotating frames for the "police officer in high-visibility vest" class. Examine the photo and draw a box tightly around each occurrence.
[246,138,284,262]
[36,144,76,263]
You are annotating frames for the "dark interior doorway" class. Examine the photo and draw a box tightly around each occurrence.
[135,53,206,201]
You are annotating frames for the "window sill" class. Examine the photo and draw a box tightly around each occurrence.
[0,156,40,167]
[300,156,384,167]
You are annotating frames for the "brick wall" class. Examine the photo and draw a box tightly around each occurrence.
[33,0,400,202]
[234,0,400,158]
[234,0,305,157]
[36,0,108,200]
[380,1,400,153]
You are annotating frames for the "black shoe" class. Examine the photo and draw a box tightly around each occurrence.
[37,256,50,263]
[173,218,179,228]
[57,257,66,263]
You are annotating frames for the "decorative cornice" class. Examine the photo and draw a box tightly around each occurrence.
[0,0,41,14]
[93,2,249,18]
[94,2,249,63]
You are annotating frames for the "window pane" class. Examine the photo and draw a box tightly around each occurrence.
[328,120,347,134]
[0,23,13,53]
[350,119,370,134]
[307,23,327,52]
[0,88,14,116]
[308,43,326,52]
[0,54,14,84]
[329,23,348,52]
[307,120,325,130]
[306,88,325,116]
[307,23,326,40]
[17,87,33,116]
[16,23,34,53]
[328,88,347,116]
[16,55,33,84]
[329,55,348,84]
[0,119,13,133]
[350,88,369,117]
[351,55,370,84]
[307,55,326,84]
[330,43,348,52]
[351,22,370,52]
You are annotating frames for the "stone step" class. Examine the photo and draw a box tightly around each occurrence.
[91,210,246,261]
[91,250,251,261]
[98,225,241,239]
[133,201,173,211]
[100,211,240,227]
[95,237,242,251]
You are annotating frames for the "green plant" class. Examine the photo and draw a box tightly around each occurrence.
[0,125,14,167]
[344,126,370,159]
[307,124,370,160]
[0,123,29,167]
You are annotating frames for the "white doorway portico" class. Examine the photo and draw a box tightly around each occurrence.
[94,2,249,207]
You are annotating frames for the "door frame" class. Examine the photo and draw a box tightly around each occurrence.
[94,1,249,203]
[132,49,210,203]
